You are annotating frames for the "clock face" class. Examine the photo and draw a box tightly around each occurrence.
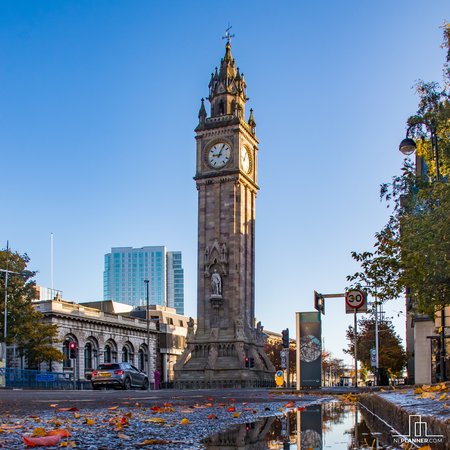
[208,142,231,169]
[240,146,251,173]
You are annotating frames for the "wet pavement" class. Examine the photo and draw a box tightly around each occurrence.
[0,387,448,448]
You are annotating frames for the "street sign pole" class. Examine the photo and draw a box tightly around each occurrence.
[286,349,290,388]
[354,308,358,387]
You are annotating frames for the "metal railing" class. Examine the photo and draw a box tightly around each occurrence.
[0,368,74,390]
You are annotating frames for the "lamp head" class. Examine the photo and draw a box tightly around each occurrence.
[399,137,416,156]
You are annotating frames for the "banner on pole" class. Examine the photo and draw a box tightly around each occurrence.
[297,312,322,388]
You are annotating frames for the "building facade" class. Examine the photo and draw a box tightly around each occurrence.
[35,299,159,381]
[103,246,184,313]
[174,38,274,388]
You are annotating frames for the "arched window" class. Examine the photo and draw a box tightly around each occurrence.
[84,343,93,369]
[122,346,129,362]
[63,340,72,368]
[138,348,146,372]
[104,344,112,363]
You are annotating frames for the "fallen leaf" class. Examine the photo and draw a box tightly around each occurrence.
[284,401,295,408]
[207,414,217,419]
[73,413,80,419]
[23,435,61,447]
[118,433,131,440]
[439,393,447,401]
[49,404,58,408]
[47,429,71,438]
[59,442,76,448]
[143,418,166,424]
[226,406,236,412]
[180,418,190,425]
[163,402,173,407]
[108,406,119,410]
[57,407,79,412]
[137,439,171,446]
[232,412,241,418]
[85,418,95,426]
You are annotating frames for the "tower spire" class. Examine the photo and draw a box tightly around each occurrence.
[207,29,247,119]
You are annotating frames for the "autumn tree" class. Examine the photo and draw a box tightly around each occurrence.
[0,248,63,369]
[347,24,450,317]
[344,316,407,378]
[322,350,346,385]
[264,339,296,377]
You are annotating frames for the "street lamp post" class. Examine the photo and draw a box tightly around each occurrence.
[144,279,150,391]
[399,123,447,382]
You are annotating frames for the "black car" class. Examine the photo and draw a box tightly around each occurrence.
[91,362,149,390]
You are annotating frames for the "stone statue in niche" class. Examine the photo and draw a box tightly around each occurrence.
[211,269,222,296]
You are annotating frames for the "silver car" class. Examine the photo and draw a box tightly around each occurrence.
[91,362,149,390]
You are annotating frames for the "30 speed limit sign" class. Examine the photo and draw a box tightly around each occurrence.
[345,290,366,313]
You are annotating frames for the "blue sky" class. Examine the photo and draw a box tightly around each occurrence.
[1,1,448,365]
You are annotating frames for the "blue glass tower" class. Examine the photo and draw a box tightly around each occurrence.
[103,246,184,312]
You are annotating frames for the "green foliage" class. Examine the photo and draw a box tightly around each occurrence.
[348,24,450,317]
[344,316,407,377]
[0,249,63,368]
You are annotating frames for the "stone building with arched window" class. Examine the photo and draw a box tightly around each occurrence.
[33,299,159,383]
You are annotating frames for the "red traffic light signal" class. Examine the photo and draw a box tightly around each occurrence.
[244,357,249,368]
[69,341,77,359]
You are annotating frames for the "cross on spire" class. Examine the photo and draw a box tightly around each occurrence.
[222,24,235,44]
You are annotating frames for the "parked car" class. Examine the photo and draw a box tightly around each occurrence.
[91,363,149,390]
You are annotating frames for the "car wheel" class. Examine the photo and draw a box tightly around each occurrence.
[141,378,149,390]
[123,377,131,390]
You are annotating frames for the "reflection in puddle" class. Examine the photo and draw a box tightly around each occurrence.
[202,402,396,449]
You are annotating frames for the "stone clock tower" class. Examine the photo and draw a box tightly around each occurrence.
[174,38,274,388]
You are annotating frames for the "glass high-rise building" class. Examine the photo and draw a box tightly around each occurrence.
[103,246,184,314]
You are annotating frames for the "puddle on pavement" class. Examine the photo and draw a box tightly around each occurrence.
[202,401,399,449]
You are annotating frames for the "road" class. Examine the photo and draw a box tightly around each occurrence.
[0,388,303,415]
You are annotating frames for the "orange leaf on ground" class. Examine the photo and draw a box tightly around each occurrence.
[180,418,190,425]
[47,429,71,438]
[163,402,173,407]
[232,412,241,418]
[108,406,119,410]
[73,412,80,419]
[226,406,236,412]
[23,435,61,447]
[207,414,217,419]
[284,401,295,408]
[57,407,79,412]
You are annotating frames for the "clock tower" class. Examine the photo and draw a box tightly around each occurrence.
[174,38,274,388]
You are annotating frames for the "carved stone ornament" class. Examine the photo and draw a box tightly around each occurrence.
[204,239,228,275]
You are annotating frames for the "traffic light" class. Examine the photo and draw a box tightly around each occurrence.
[249,357,255,368]
[244,356,249,368]
[314,291,325,315]
[281,328,289,348]
[69,341,77,359]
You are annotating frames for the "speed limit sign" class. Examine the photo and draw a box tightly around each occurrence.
[345,290,366,313]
